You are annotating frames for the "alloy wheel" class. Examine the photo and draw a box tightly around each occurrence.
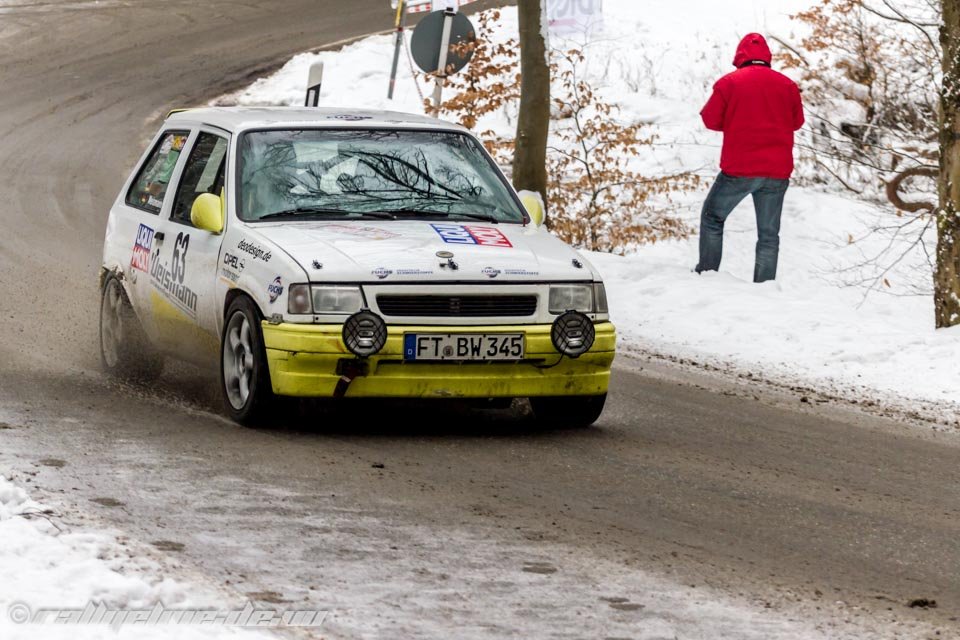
[223,311,255,410]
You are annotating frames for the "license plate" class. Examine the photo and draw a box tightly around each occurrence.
[403,333,524,361]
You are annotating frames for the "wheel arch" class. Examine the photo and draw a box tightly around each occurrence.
[99,266,139,314]
[99,265,126,293]
[223,288,264,322]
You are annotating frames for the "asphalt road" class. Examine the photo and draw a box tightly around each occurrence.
[0,1,957,638]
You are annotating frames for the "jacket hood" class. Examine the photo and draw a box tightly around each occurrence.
[733,33,772,68]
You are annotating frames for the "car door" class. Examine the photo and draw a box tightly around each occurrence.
[112,128,191,341]
[149,127,230,364]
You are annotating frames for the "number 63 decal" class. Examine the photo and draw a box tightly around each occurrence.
[171,232,190,284]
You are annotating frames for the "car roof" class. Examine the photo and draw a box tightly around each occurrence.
[165,107,468,133]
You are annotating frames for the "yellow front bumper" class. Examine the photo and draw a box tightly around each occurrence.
[262,322,616,399]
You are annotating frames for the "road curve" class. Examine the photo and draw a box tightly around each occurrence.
[0,1,957,638]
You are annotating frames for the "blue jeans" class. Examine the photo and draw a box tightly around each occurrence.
[695,172,790,283]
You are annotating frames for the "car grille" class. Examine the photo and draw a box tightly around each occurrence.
[376,294,538,317]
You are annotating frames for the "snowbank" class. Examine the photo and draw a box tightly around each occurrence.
[218,0,960,419]
[0,475,273,640]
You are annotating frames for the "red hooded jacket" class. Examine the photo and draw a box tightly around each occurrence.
[700,34,804,180]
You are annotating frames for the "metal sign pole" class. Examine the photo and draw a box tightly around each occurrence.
[387,0,407,99]
[431,8,456,112]
[303,62,323,107]
[304,62,324,107]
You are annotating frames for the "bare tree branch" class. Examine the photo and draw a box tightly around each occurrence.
[862,0,940,50]
[885,165,938,212]
[768,35,810,66]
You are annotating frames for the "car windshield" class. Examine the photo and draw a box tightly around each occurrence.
[237,129,526,223]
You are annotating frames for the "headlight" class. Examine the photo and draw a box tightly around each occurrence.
[313,286,364,314]
[288,284,312,314]
[287,285,365,315]
[548,285,594,314]
[593,283,608,314]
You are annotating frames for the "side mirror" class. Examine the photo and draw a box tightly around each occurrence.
[518,190,546,227]
[191,193,224,234]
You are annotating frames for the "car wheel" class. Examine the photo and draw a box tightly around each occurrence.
[99,273,163,380]
[530,394,607,428]
[220,296,274,425]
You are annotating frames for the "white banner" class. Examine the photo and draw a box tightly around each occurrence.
[390,0,478,13]
[548,0,604,37]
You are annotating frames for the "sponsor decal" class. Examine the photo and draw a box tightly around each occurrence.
[219,268,240,285]
[372,267,393,280]
[150,231,197,318]
[237,239,272,262]
[223,252,245,271]
[267,276,284,304]
[431,223,513,248]
[328,115,373,121]
[504,268,540,277]
[481,267,501,279]
[130,224,154,273]
[395,268,434,276]
[319,224,400,241]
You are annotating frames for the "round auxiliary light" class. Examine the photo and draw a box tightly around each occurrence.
[342,311,388,358]
[551,311,596,358]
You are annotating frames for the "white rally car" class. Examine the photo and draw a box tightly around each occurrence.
[100,108,616,426]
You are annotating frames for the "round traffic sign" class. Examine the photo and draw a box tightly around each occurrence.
[410,10,476,75]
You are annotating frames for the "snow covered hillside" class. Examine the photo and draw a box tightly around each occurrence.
[219,0,960,422]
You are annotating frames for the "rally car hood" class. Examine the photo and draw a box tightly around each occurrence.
[247,220,596,282]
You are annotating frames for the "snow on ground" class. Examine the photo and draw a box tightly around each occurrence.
[592,191,960,411]
[0,470,911,640]
[220,2,960,419]
[0,475,276,640]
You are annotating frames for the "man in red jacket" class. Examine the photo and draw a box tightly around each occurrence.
[695,33,804,283]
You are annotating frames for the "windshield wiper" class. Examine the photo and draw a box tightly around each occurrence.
[380,209,501,224]
[356,211,397,219]
[258,207,395,221]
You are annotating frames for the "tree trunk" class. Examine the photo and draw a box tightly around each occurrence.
[936,0,960,327]
[513,0,550,208]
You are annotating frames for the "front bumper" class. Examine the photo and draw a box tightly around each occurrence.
[262,322,616,399]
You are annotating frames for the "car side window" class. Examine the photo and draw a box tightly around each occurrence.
[171,132,229,227]
[126,131,190,214]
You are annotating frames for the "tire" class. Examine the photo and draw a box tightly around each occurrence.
[530,394,607,428]
[99,273,163,381]
[220,295,275,425]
